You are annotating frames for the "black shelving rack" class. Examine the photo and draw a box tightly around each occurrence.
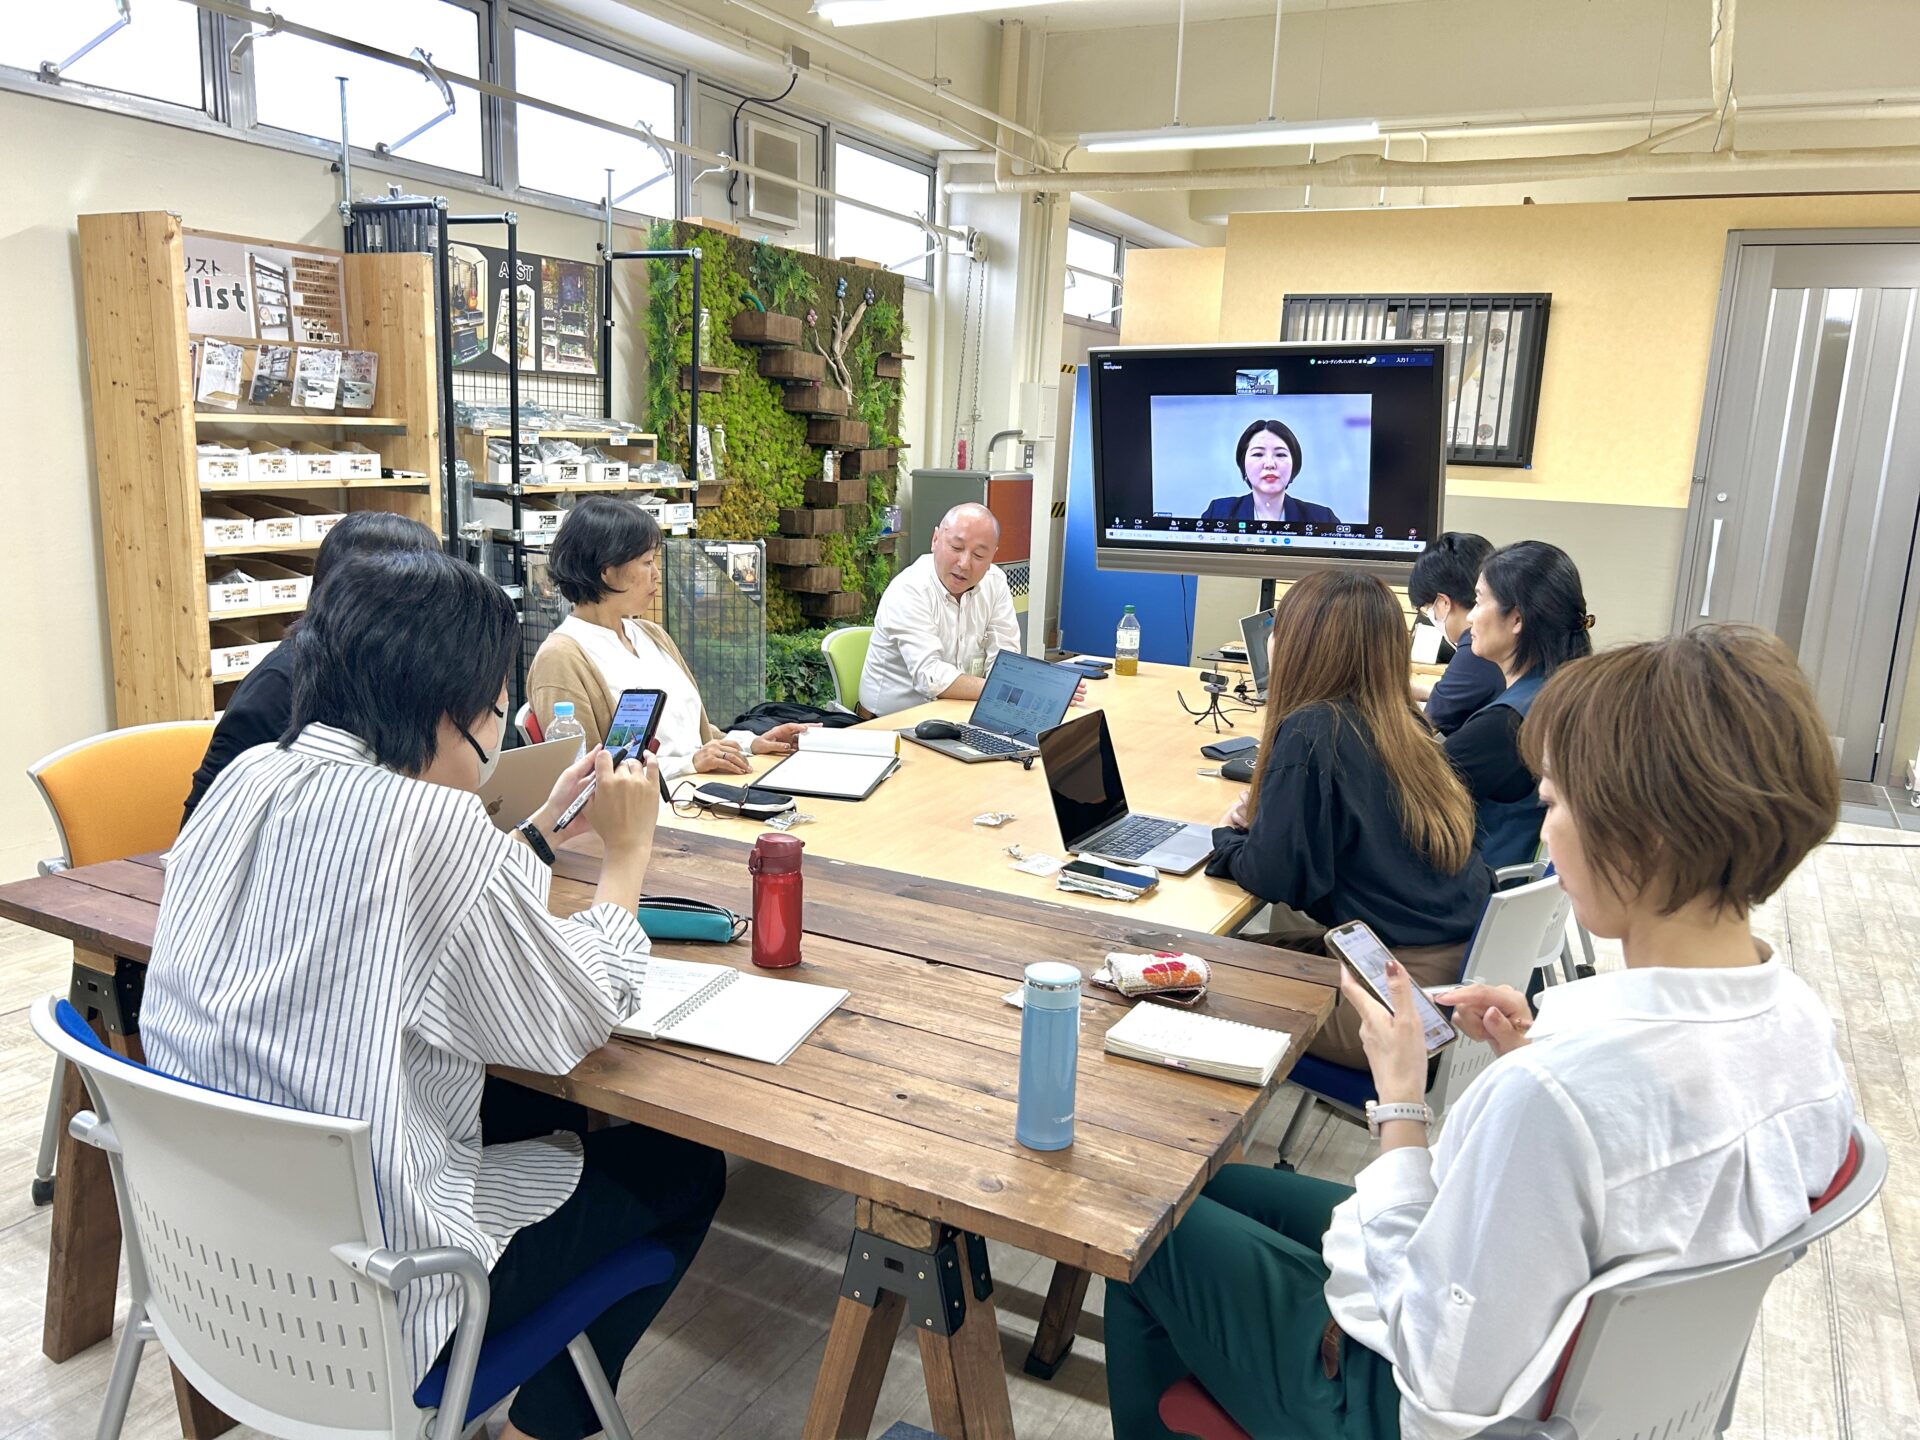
[601,246,702,473]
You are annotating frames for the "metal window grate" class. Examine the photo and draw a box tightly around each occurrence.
[1280,293,1552,467]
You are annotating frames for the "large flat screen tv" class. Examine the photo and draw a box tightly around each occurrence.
[1089,340,1447,581]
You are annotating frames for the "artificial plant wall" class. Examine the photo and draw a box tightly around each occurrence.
[639,220,906,659]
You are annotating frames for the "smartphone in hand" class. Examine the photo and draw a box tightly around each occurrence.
[1324,919,1457,1053]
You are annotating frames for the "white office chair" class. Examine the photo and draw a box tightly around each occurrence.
[33,996,671,1440]
[1276,874,1573,1166]
[1168,1117,1887,1440]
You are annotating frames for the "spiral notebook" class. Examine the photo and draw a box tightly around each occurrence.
[613,958,848,1065]
[1102,1002,1296,1087]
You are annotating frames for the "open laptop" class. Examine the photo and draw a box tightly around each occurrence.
[1036,710,1216,875]
[1238,607,1275,703]
[476,737,579,832]
[903,650,1082,762]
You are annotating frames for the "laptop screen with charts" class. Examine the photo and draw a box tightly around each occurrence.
[1035,711,1217,875]
[968,651,1082,745]
[1239,608,1274,697]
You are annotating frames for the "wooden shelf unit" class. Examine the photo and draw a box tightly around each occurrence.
[206,539,324,556]
[207,600,308,622]
[80,211,443,723]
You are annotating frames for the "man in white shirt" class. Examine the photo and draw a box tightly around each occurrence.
[859,502,1022,718]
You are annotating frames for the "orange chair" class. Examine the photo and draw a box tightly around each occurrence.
[29,720,215,873]
[26,719,215,1204]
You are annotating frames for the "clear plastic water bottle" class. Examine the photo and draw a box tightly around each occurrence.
[546,701,587,760]
[1115,605,1141,676]
[1016,962,1081,1151]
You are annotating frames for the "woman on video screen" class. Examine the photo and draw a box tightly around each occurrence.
[1200,419,1341,527]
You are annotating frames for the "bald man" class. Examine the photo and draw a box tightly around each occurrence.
[859,502,1022,718]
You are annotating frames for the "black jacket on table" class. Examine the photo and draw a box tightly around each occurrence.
[181,640,296,826]
[1206,699,1491,947]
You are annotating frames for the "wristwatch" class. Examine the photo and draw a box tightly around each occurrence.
[517,819,556,867]
[1365,1100,1433,1138]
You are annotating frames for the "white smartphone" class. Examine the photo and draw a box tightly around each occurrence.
[1324,920,1457,1054]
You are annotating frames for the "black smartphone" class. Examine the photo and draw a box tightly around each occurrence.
[1062,858,1157,892]
[606,687,667,752]
[1324,920,1457,1053]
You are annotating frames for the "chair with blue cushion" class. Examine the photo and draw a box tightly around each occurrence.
[1275,871,1574,1168]
[1164,1119,1885,1439]
[31,995,673,1440]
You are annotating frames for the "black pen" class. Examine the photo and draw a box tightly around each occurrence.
[553,740,639,831]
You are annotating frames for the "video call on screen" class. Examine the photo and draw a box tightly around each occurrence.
[1091,345,1444,561]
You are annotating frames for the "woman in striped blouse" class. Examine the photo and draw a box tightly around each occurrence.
[144,548,725,1440]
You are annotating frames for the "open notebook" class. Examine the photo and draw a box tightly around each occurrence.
[756,728,900,802]
[1102,1002,1297,1087]
[613,958,848,1065]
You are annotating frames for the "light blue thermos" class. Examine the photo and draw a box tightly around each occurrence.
[1016,961,1082,1151]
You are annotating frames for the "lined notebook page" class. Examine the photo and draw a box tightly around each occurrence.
[614,960,848,1065]
[1103,1003,1295,1086]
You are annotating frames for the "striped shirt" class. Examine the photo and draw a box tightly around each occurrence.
[142,724,650,1384]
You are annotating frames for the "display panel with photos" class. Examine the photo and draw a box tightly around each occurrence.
[1089,341,1448,578]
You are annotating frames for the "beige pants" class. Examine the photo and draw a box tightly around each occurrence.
[1256,910,1470,1072]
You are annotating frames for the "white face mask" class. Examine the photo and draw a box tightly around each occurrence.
[460,705,506,787]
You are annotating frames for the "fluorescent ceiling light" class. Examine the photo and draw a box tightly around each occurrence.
[1081,118,1381,153]
[815,0,1086,23]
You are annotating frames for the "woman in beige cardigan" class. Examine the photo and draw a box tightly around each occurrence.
[528,499,810,780]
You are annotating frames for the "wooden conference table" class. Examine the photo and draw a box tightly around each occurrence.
[669,659,1268,937]
[1,830,1335,1437]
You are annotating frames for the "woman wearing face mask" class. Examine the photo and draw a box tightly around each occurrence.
[141,549,726,1440]
[1199,419,1340,527]
[1406,531,1503,736]
[1444,540,1594,868]
[530,497,811,778]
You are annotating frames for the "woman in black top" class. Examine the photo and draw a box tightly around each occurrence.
[181,512,440,824]
[1444,541,1594,869]
[1198,419,1341,527]
[1211,569,1490,1069]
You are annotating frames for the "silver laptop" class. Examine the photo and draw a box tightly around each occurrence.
[1238,607,1274,704]
[476,737,579,832]
[1036,710,1216,875]
[904,650,1083,762]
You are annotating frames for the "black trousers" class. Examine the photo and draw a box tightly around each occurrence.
[466,1077,728,1440]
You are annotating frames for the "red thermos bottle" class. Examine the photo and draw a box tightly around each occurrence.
[748,833,805,968]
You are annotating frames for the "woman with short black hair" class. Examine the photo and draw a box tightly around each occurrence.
[1406,531,1503,735]
[143,548,726,1440]
[1198,419,1341,527]
[1444,539,1594,867]
[530,497,810,777]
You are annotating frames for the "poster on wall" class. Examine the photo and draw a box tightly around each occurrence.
[445,242,600,377]
[184,232,345,345]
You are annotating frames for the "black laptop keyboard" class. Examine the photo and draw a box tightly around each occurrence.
[1088,815,1184,860]
[959,725,1032,756]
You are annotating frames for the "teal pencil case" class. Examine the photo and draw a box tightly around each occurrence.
[636,896,746,943]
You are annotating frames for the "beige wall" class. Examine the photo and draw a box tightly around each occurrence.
[0,87,936,881]
[1123,199,1920,777]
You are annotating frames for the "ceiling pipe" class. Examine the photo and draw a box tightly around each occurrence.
[1711,0,1739,151]
[946,138,1920,195]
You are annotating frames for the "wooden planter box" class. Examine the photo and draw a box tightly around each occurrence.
[680,364,740,394]
[801,590,865,620]
[779,505,845,536]
[758,348,827,383]
[695,482,729,507]
[874,533,898,553]
[778,564,844,594]
[839,447,897,478]
[805,477,868,507]
[874,352,912,380]
[764,536,823,566]
[782,384,850,417]
[730,311,803,347]
[808,417,870,450]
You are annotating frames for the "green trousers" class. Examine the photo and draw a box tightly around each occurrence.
[1106,1165,1402,1440]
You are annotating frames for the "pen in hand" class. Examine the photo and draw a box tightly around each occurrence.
[554,741,636,831]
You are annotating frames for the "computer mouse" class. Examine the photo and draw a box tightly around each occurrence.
[914,719,964,741]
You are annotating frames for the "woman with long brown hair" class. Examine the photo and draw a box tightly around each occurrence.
[1209,567,1490,1068]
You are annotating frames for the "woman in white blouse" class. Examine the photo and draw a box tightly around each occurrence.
[145,549,725,1440]
[528,498,810,780]
[1103,624,1856,1440]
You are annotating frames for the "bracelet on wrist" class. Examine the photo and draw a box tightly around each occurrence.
[517,819,557,867]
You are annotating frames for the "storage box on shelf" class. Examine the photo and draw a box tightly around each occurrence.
[80,212,442,723]
[460,427,662,496]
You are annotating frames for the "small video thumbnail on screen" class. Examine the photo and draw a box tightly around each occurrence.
[1148,392,1373,527]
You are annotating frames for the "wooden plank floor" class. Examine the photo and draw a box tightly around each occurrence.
[0,820,1911,1437]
